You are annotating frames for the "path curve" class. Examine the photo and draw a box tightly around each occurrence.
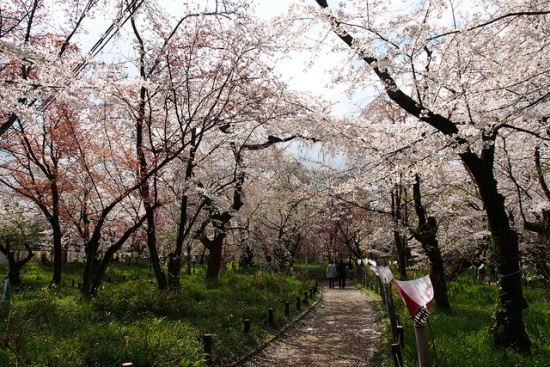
[243,284,384,367]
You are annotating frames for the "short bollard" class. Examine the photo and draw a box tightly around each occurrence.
[397,325,404,350]
[391,343,403,367]
[285,301,290,317]
[203,334,212,365]
[296,296,301,311]
[244,319,250,334]
[268,308,274,324]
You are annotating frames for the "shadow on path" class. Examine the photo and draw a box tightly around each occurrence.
[243,285,383,367]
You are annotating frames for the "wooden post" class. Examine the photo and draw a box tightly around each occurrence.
[386,284,398,339]
[296,296,301,311]
[379,278,386,304]
[285,301,290,317]
[391,343,403,367]
[309,287,313,299]
[203,334,212,365]
[244,319,250,334]
[397,325,404,350]
[304,291,308,303]
[268,308,274,324]
[414,324,431,367]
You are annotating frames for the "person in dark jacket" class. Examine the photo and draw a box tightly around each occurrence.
[337,260,347,288]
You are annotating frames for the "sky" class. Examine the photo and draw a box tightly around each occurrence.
[254,0,371,116]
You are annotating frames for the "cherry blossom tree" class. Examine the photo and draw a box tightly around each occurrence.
[0,0,109,284]
[306,0,550,352]
[0,101,84,285]
[500,138,550,284]
[244,158,318,271]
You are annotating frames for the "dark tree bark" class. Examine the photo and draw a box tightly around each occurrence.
[391,185,408,280]
[314,0,530,353]
[0,242,34,287]
[204,220,228,280]
[88,215,148,295]
[50,184,63,285]
[132,16,167,291]
[411,174,451,310]
[169,129,205,287]
[198,169,243,280]
[81,208,149,296]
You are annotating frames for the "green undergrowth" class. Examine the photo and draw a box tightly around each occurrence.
[0,262,319,367]
[375,272,549,367]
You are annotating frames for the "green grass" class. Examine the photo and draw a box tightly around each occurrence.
[376,272,550,367]
[0,262,318,367]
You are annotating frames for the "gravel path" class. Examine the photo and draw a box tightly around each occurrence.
[242,284,384,367]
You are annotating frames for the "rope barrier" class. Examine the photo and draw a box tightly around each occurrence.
[500,270,521,278]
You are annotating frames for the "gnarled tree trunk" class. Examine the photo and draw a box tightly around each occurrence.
[0,243,34,287]
[412,174,450,310]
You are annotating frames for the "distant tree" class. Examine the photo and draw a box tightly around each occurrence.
[504,143,550,284]
[0,203,45,286]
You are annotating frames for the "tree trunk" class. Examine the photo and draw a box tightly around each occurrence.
[51,219,63,285]
[81,235,101,295]
[132,16,166,291]
[206,232,225,280]
[170,135,198,287]
[186,243,192,275]
[461,152,530,353]
[145,207,167,290]
[422,232,450,309]
[412,175,451,310]
[1,244,34,287]
[392,186,408,280]
[82,214,148,295]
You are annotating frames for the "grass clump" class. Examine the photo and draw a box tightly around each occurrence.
[0,262,317,367]
[377,272,549,367]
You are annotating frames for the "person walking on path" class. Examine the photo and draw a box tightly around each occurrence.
[326,260,337,289]
[337,260,347,288]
